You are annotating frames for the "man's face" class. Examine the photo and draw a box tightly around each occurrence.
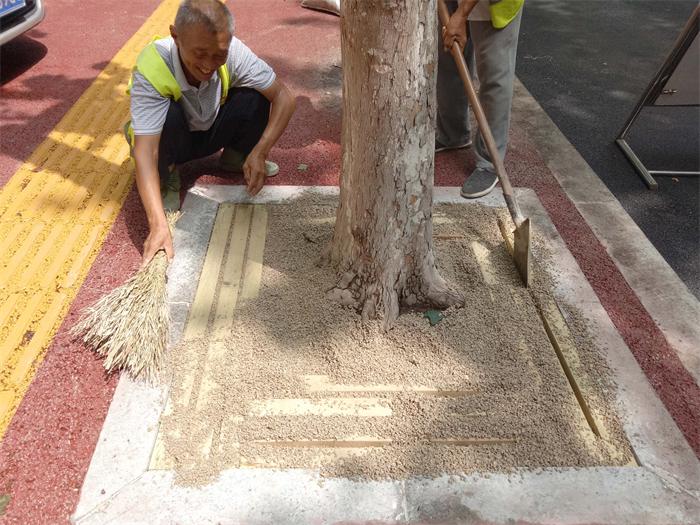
[171,23,231,83]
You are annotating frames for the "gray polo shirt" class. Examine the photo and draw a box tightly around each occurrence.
[130,36,276,135]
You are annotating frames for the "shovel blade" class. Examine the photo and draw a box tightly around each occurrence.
[513,218,531,287]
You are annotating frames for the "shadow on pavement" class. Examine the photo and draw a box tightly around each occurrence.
[0,33,48,86]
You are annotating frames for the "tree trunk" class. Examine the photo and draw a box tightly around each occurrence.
[328,0,464,326]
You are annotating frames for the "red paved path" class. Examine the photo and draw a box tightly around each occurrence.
[0,1,159,522]
[0,1,697,524]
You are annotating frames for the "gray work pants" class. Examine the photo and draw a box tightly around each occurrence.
[436,1,522,171]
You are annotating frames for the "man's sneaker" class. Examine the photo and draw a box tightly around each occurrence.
[460,167,498,199]
[161,166,181,212]
[435,139,472,153]
[219,148,279,177]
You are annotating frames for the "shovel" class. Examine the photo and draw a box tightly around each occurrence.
[437,0,531,286]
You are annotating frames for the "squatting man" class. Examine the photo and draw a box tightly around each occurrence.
[126,0,295,265]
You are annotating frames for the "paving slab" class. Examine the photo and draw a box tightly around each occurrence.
[73,186,700,525]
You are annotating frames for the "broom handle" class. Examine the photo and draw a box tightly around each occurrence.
[437,0,524,226]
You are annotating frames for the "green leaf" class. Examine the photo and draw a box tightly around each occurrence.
[0,494,11,516]
[423,309,444,326]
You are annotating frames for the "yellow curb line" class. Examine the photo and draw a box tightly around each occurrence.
[0,0,182,439]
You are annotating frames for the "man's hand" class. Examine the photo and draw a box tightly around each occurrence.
[142,222,174,268]
[243,149,267,196]
[443,12,468,52]
[244,78,295,196]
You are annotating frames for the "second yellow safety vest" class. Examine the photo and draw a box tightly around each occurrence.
[489,0,524,29]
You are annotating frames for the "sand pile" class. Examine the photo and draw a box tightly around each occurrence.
[158,197,632,485]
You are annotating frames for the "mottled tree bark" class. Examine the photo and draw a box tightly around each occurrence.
[328,0,464,326]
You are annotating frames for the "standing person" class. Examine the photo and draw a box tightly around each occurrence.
[126,0,296,265]
[437,0,523,198]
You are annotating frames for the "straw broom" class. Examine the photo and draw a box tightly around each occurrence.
[72,212,180,382]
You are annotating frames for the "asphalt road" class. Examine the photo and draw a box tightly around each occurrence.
[516,0,700,298]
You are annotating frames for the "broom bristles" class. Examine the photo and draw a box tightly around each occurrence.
[72,212,180,382]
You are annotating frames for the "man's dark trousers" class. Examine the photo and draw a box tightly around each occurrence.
[158,87,270,181]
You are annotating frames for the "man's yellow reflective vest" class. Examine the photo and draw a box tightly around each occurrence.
[124,38,230,148]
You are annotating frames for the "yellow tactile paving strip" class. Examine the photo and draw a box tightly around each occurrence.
[151,203,268,469]
[0,0,183,439]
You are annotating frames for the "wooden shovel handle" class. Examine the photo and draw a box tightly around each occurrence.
[437,0,524,225]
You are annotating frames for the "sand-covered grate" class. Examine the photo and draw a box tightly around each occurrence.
[152,196,633,485]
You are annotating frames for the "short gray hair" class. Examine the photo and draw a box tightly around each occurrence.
[175,0,234,34]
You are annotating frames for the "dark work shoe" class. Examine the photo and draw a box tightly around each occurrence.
[161,166,181,212]
[219,148,279,177]
[460,168,498,199]
[435,139,472,153]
